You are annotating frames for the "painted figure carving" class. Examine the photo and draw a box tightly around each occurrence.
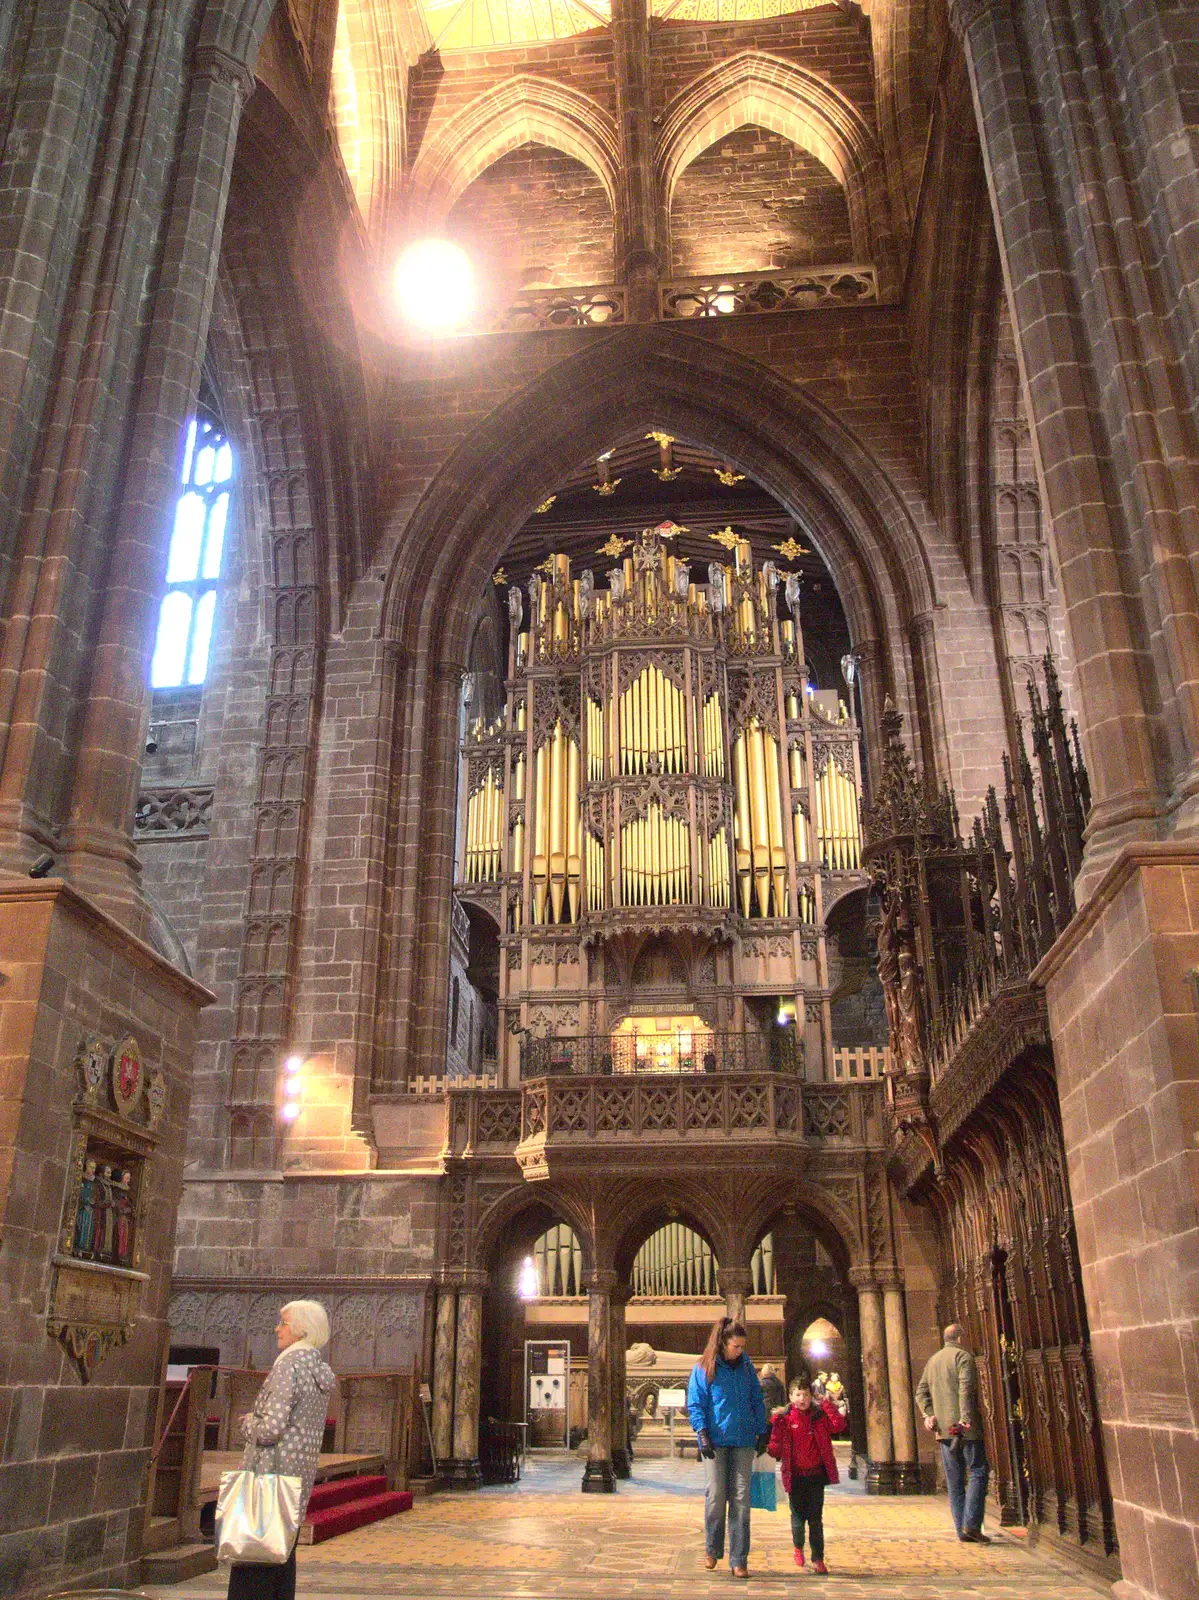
[113,1170,134,1266]
[73,1158,98,1256]
[95,1165,115,1261]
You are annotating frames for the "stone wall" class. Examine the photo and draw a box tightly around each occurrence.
[447,143,616,289]
[669,125,853,276]
[1041,849,1199,1600]
[0,880,208,1599]
[168,1284,427,1375]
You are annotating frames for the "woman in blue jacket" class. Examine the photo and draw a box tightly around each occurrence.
[687,1316,769,1577]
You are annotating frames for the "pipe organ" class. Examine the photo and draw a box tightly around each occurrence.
[457,522,867,1080]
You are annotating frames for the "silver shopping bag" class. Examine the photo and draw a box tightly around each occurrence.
[216,1462,302,1565]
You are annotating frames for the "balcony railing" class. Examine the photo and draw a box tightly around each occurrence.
[660,265,878,320]
[518,1029,800,1080]
[489,285,626,333]
[438,1076,885,1166]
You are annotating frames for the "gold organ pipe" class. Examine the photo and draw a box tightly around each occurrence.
[733,733,752,917]
[567,738,580,921]
[765,734,787,915]
[746,721,771,916]
[533,744,549,923]
[512,815,524,895]
[549,724,565,922]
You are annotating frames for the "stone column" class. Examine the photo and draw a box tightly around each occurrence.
[883,1283,921,1493]
[610,1285,631,1478]
[609,0,661,322]
[718,1266,754,1326]
[449,1283,483,1487]
[854,1276,895,1493]
[582,1271,617,1492]
[431,1285,457,1468]
[948,0,1170,878]
[907,614,951,788]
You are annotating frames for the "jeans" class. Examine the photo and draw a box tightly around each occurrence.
[941,1437,989,1535]
[704,1445,755,1569]
[788,1473,826,1560]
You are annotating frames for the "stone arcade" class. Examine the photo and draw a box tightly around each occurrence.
[0,2,1196,1599]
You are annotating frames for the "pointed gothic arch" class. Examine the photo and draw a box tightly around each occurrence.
[655,51,898,290]
[376,326,942,1084]
[407,75,622,230]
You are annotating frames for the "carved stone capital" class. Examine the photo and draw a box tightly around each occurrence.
[848,1266,883,1293]
[907,611,937,646]
[947,0,1003,39]
[193,44,257,105]
[585,1268,620,1295]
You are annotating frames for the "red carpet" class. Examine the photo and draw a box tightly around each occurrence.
[302,1474,413,1544]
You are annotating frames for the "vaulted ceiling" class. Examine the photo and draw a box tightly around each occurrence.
[422,0,829,51]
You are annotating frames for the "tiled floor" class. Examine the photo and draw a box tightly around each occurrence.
[142,1454,1109,1600]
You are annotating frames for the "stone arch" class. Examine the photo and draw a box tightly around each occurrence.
[407,76,621,231]
[655,52,897,292]
[739,1181,863,1277]
[604,1179,730,1285]
[378,327,939,1082]
[473,1182,597,1277]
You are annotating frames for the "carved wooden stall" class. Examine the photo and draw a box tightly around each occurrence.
[864,661,1117,1578]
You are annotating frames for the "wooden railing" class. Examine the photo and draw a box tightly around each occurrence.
[829,1045,890,1081]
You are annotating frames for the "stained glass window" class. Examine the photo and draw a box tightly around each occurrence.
[150,416,233,689]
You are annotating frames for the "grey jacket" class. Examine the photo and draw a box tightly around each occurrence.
[241,1345,337,1520]
[915,1342,983,1441]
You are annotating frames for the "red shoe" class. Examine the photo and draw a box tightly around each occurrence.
[812,1561,828,1574]
[793,1549,804,1568]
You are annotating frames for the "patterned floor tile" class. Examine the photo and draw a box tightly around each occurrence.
[141,1454,1108,1600]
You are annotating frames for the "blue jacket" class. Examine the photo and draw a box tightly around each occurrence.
[687,1354,767,1447]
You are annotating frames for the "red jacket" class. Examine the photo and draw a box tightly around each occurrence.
[767,1400,846,1490]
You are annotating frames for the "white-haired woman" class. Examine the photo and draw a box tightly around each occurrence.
[228,1300,336,1600]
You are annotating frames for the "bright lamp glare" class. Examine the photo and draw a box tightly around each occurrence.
[395,240,473,333]
[284,1054,303,1074]
[809,1339,829,1359]
[518,1256,539,1300]
[280,1101,301,1123]
[283,1078,301,1098]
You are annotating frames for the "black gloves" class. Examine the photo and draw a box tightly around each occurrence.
[698,1430,716,1459]
[756,1432,771,1456]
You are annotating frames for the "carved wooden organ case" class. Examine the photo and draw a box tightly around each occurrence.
[457,524,868,1078]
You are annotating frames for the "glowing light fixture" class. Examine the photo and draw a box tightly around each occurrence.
[518,1256,539,1300]
[394,239,473,334]
[284,1054,303,1074]
[809,1338,829,1360]
[280,1101,301,1123]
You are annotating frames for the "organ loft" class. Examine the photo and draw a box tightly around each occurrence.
[1,0,1196,1596]
[458,519,867,1082]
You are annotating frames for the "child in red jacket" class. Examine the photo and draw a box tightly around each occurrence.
[768,1377,848,1574]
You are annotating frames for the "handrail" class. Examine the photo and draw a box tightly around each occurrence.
[150,1365,207,1465]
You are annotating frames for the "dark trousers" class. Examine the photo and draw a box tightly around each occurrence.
[788,1473,826,1559]
[228,1546,296,1600]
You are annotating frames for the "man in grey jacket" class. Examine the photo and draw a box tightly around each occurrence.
[915,1324,991,1543]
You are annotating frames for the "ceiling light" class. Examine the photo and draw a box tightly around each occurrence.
[394,239,473,334]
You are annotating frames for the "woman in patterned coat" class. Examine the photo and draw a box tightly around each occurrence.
[227,1300,336,1600]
